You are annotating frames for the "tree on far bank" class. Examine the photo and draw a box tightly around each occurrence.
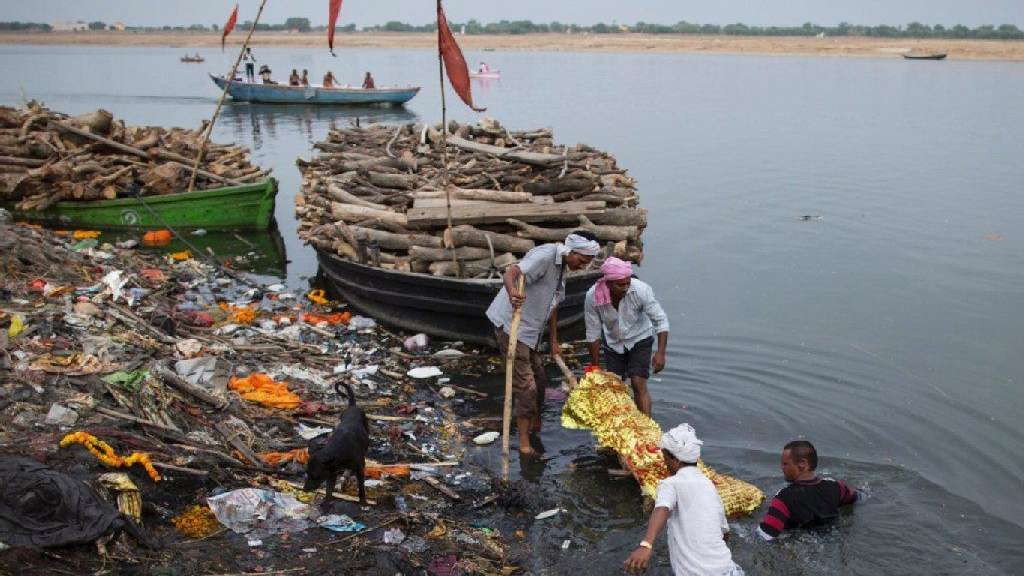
[88,21,106,31]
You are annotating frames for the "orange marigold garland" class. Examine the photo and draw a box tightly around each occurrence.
[60,431,162,482]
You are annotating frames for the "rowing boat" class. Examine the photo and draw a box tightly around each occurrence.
[315,248,600,345]
[902,53,947,60]
[3,178,277,231]
[210,74,420,106]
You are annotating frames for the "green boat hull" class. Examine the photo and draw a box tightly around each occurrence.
[4,178,277,231]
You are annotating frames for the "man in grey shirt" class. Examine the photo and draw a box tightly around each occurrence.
[584,256,669,416]
[486,231,601,456]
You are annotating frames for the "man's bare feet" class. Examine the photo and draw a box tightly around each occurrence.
[519,444,538,457]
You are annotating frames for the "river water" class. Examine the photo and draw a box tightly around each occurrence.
[1,44,1022,574]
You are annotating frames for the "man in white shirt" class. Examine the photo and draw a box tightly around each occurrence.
[624,424,743,576]
[584,257,669,415]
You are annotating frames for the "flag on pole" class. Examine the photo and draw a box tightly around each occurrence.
[437,1,485,112]
[222,4,239,51]
[328,0,344,55]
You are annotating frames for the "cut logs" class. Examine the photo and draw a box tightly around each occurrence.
[297,118,646,278]
[1,102,263,211]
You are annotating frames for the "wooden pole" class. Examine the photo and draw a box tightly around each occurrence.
[502,274,526,482]
[436,0,459,277]
[187,0,269,192]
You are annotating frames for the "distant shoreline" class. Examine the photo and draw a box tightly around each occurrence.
[2,31,1023,60]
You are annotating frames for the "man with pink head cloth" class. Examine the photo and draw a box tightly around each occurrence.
[584,257,670,416]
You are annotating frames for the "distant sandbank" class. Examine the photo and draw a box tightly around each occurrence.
[2,31,1023,60]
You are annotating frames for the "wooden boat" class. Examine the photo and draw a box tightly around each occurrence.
[315,248,600,345]
[181,56,205,63]
[3,178,277,231]
[210,74,420,106]
[470,70,501,79]
[902,53,947,60]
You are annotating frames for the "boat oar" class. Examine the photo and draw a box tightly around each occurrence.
[501,275,526,483]
[553,355,578,392]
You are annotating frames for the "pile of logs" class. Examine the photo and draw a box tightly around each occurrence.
[296,118,646,278]
[0,102,268,211]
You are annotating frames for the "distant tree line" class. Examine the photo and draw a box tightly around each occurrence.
[3,19,1022,40]
[0,21,52,32]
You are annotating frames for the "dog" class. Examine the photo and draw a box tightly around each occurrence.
[303,380,369,506]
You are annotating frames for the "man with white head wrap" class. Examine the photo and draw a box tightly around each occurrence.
[486,230,600,456]
[625,424,744,576]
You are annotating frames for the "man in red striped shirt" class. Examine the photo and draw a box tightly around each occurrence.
[757,440,861,540]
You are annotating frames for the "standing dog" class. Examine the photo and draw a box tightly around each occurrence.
[303,381,369,506]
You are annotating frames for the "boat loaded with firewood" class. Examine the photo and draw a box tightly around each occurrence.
[0,104,277,230]
[296,118,646,344]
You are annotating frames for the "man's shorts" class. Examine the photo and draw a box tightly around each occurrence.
[603,336,654,380]
[494,329,547,420]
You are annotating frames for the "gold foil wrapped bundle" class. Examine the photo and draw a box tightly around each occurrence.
[562,371,764,516]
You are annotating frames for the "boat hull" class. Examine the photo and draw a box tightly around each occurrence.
[471,72,501,79]
[211,74,420,105]
[3,178,277,231]
[903,54,947,60]
[316,249,600,345]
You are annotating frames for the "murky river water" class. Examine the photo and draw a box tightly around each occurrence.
[2,44,1022,574]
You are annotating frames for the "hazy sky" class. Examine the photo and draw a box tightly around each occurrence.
[5,0,1022,28]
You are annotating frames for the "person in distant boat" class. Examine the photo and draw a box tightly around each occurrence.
[259,64,276,85]
[323,71,336,88]
[584,256,669,416]
[757,440,862,541]
[486,231,601,457]
[624,424,744,576]
[243,47,256,82]
[478,62,490,74]
[301,69,310,87]
[362,72,376,89]
[289,69,301,86]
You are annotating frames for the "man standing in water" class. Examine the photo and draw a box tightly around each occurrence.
[624,424,744,575]
[584,256,669,416]
[757,440,861,540]
[487,231,600,456]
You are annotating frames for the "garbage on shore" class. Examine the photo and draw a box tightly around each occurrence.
[0,218,520,572]
[296,118,646,277]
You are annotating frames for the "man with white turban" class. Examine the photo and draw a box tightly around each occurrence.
[625,424,744,576]
[584,256,670,416]
[486,230,600,456]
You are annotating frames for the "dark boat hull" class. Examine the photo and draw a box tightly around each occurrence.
[903,53,947,60]
[315,249,600,346]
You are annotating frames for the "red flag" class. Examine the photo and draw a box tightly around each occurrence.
[222,4,238,51]
[437,1,485,112]
[328,0,344,55]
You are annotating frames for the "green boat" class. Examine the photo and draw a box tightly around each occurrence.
[3,178,277,231]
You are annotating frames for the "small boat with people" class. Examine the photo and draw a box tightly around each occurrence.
[902,52,947,60]
[470,62,501,79]
[181,54,205,63]
[209,74,420,106]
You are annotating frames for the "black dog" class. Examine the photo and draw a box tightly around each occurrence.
[303,381,369,506]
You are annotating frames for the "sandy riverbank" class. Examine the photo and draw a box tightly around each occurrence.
[2,31,1024,60]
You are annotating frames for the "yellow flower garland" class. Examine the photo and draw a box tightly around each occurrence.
[60,431,162,482]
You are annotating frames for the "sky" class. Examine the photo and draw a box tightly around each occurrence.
[4,0,1022,29]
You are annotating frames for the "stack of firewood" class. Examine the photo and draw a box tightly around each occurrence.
[296,118,646,278]
[0,102,268,211]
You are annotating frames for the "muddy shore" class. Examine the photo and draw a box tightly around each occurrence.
[2,31,1023,61]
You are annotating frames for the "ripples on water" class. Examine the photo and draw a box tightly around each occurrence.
[2,44,1023,573]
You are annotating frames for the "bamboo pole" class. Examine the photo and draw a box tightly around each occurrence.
[187,0,268,193]
[436,0,459,277]
[502,274,526,482]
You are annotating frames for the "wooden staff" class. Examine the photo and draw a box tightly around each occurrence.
[502,274,526,482]
[436,0,459,277]
[187,0,268,193]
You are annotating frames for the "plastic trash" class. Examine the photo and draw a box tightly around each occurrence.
[407,366,443,379]
[403,333,429,352]
[348,315,377,331]
[101,270,130,302]
[296,423,332,440]
[45,404,78,427]
[175,338,203,358]
[102,370,149,393]
[439,386,456,399]
[472,431,500,446]
[316,514,366,532]
[535,508,565,520]
[206,488,314,537]
[383,527,407,544]
[432,348,465,359]
[7,315,24,338]
[191,229,207,236]
[175,357,218,386]
[394,496,409,513]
